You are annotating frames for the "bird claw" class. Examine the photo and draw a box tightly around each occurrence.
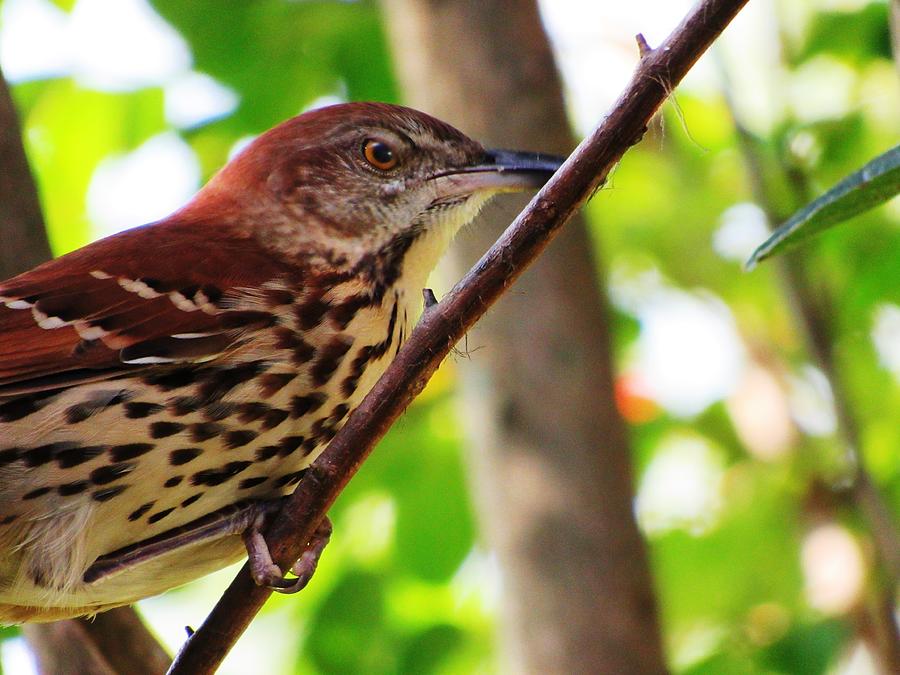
[243,516,333,594]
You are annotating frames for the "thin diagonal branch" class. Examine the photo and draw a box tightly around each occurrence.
[168,0,750,672]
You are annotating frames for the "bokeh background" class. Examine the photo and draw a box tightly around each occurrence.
[0,0,898,673]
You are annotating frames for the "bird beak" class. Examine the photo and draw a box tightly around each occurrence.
[429,149,564,199]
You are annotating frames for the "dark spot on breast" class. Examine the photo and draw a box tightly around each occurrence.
[90,462,135,485]
[290,393,326,419]
[278,436,305,456]
[147,507,175,524]
[224,429,258,449]
[23,486,52,500]
[191,461,252,486]
[310,336,354,386]
[64,390,132,424]
[295,295,330,330]
[56,445,105,468]
[292,340,316,365]
[273,470,307,488]
[163,476,183,488]
[143,367,197,390]
[341,345,375,398]
[92,485,128,502]
[258,372,296,398]
[64,404,93,424]
[124,402,165,419]
[255,445,279,461]
[197,362,268,404]
[0,391,57,422]
[301,438,319,455]
[150,421,185,438]
[330,293,374,330]
[168,396,199,417]
[237,402,270,423]
[0,515,18,525]
[261,408,289,430]
[0,448,20,467]
[128,502,155,521]
[239,476,268,489]
[109,443,154,462]
[330,404,349,423]
[340,375,360,398]
[22,443,64,467]
[58,481,90,496]
[190,422,224,442]
[272,326,298,351]
[180,493,202,508]
[203,401,236,421]
[170,448,202,466]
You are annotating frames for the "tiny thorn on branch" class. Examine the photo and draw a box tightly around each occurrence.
[635,33,653,58]
[422,287,438,311]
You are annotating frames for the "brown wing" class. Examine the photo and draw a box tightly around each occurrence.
[0,217,289,397]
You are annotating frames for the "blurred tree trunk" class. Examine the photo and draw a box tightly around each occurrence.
[381,2,666,673]
[1,66,171,675]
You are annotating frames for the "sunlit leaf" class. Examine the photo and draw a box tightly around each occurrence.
[747,144,900,267]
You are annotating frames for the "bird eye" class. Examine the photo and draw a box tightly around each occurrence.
[362,139,398,171]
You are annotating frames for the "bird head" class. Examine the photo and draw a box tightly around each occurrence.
[192,102,562,270]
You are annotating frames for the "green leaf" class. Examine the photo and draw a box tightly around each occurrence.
[747,144,900,267]
[150,0,397,133]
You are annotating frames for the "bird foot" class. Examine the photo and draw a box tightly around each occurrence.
[243,516,333,594]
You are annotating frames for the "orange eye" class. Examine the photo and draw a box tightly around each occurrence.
[363,139,398,171]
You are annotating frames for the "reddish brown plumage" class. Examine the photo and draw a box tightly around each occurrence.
[0,102,560,622]
[0,222,289,393]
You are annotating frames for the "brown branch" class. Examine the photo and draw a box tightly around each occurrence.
[167,0,750,671]
[1,66,171,675]
[381,0,666,671]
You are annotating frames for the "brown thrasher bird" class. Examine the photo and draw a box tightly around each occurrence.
[0,102,560,622]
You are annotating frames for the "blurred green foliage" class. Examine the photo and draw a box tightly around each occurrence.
[1,0,898,673]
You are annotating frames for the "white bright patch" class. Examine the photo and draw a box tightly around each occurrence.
[727,364,794,461]
[69,0,190,91]
[636,290,746,417]
[713,202,771,263]
[872,303,900,381]
[164,71,239,128]
[452,549,501,614]
[0,638,38,675]
[788,56,857,124]
[0,0,69,81]
[787,365,837,437]
[0,0,190,90]
[87,132,200,238]
[611,265,747,417]
[637,433,725,536]
[801,523,866,615]
[538,0,699,134]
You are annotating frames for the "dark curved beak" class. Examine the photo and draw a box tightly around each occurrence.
[430,148,564,198]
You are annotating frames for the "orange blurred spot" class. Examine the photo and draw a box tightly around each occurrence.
[615,373,660,423]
